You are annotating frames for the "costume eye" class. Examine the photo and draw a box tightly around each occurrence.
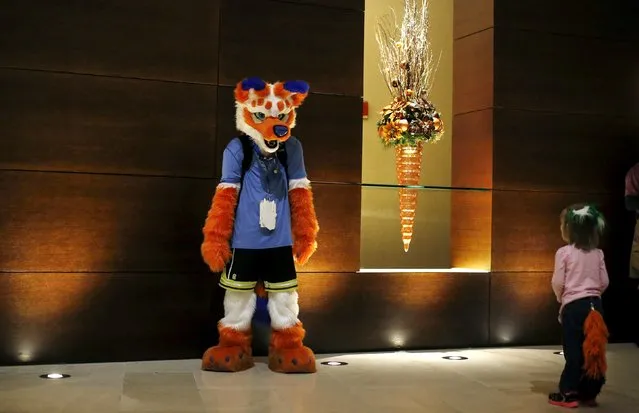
[253,112,266,122]
[277,113,288,121]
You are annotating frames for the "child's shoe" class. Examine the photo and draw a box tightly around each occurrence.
[548,392,579,408]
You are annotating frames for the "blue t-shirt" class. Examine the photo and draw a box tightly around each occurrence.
[220,137,308,250]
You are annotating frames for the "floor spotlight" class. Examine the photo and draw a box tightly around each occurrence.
[442,356,468,361]
[321,361,348,366]
[40,373,70,379]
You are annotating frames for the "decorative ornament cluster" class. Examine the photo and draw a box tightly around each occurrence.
[375,0,444,147]
[377,95,443,147]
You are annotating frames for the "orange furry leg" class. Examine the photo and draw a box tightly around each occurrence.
[201,187,238,272]
[289,188,319,266]
[268,323,317,374]
[583,309,608,379]
[201,325,254,372]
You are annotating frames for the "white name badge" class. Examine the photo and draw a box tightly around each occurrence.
[259,199,277,231]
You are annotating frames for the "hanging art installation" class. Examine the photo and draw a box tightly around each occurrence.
[376,0,444,252]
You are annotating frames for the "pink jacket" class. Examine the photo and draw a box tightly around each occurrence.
[551,244,609,318]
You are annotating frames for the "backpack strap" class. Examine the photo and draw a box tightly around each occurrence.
[277,142,288,178]
[239,135,253,182]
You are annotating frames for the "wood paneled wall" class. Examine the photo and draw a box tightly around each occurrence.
[299,272,489,352]
[3,0,637,366]
[0,0,364,365]
[453,0,639,345]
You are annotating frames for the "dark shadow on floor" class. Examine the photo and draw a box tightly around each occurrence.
[530,380,556,395]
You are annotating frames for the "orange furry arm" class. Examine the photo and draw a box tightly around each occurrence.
[289,187,319,266]
[201,187,238,272]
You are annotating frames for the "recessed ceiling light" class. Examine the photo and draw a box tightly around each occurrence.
[442,356,468,361]
[554,351,564,355]
[40,373,70,379]
[321,361,348,366]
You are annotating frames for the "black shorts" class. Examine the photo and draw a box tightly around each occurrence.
[219,246,298,293]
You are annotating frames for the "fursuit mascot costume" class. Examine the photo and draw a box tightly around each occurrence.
[200,77,319,374]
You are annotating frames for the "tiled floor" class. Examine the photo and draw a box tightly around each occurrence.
[0,344,638,413]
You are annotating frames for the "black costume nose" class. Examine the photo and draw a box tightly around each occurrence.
[273,125,289,138]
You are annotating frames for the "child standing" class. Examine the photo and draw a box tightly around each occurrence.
[549,204,609,408]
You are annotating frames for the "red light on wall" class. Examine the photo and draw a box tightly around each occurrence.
[363,101,369,119]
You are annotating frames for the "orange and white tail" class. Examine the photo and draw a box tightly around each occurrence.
[582,308,608,379]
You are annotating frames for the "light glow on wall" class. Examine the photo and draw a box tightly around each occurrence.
[358,267,489,273]
[389,331,407,348]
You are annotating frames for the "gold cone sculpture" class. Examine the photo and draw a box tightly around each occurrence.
[376,0,443,252]
[395,143,423,252]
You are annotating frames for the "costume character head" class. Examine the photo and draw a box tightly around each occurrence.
[234,77,310,154]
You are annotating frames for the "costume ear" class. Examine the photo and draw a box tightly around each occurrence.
[283,80,310,106]
[283,80,310,94]
[241,77,267,91]
[235,77,267,103]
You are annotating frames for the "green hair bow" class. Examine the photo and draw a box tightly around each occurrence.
[567,205,605,232]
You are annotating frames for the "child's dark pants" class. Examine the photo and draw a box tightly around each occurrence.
[559,296,605,398]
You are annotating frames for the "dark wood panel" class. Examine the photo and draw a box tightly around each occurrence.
[215,87,362,183]
[491,191,624,272]
[298,272,490,352]
[0,271,487,365]
[495,0,639,40]
[0,172,359,274]
[0,273,213,365]
[451,190,492,270]
[453,28,494,114]
[290,0,364,10]
[218,0,364,96]
[0,69,217,177]
[493,109,636,192]
[494,28,636,115]
[599,273,638,343]
[295,96,363,184]
[298,184,360,273]
[0,171,213,273]
[452,109,493,188]
[490,271,635,345]
[0,0,219,82]
[454,0,494,40]
[489,272,560,346]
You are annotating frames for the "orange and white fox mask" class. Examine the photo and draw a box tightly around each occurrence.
[234,78,309,154]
